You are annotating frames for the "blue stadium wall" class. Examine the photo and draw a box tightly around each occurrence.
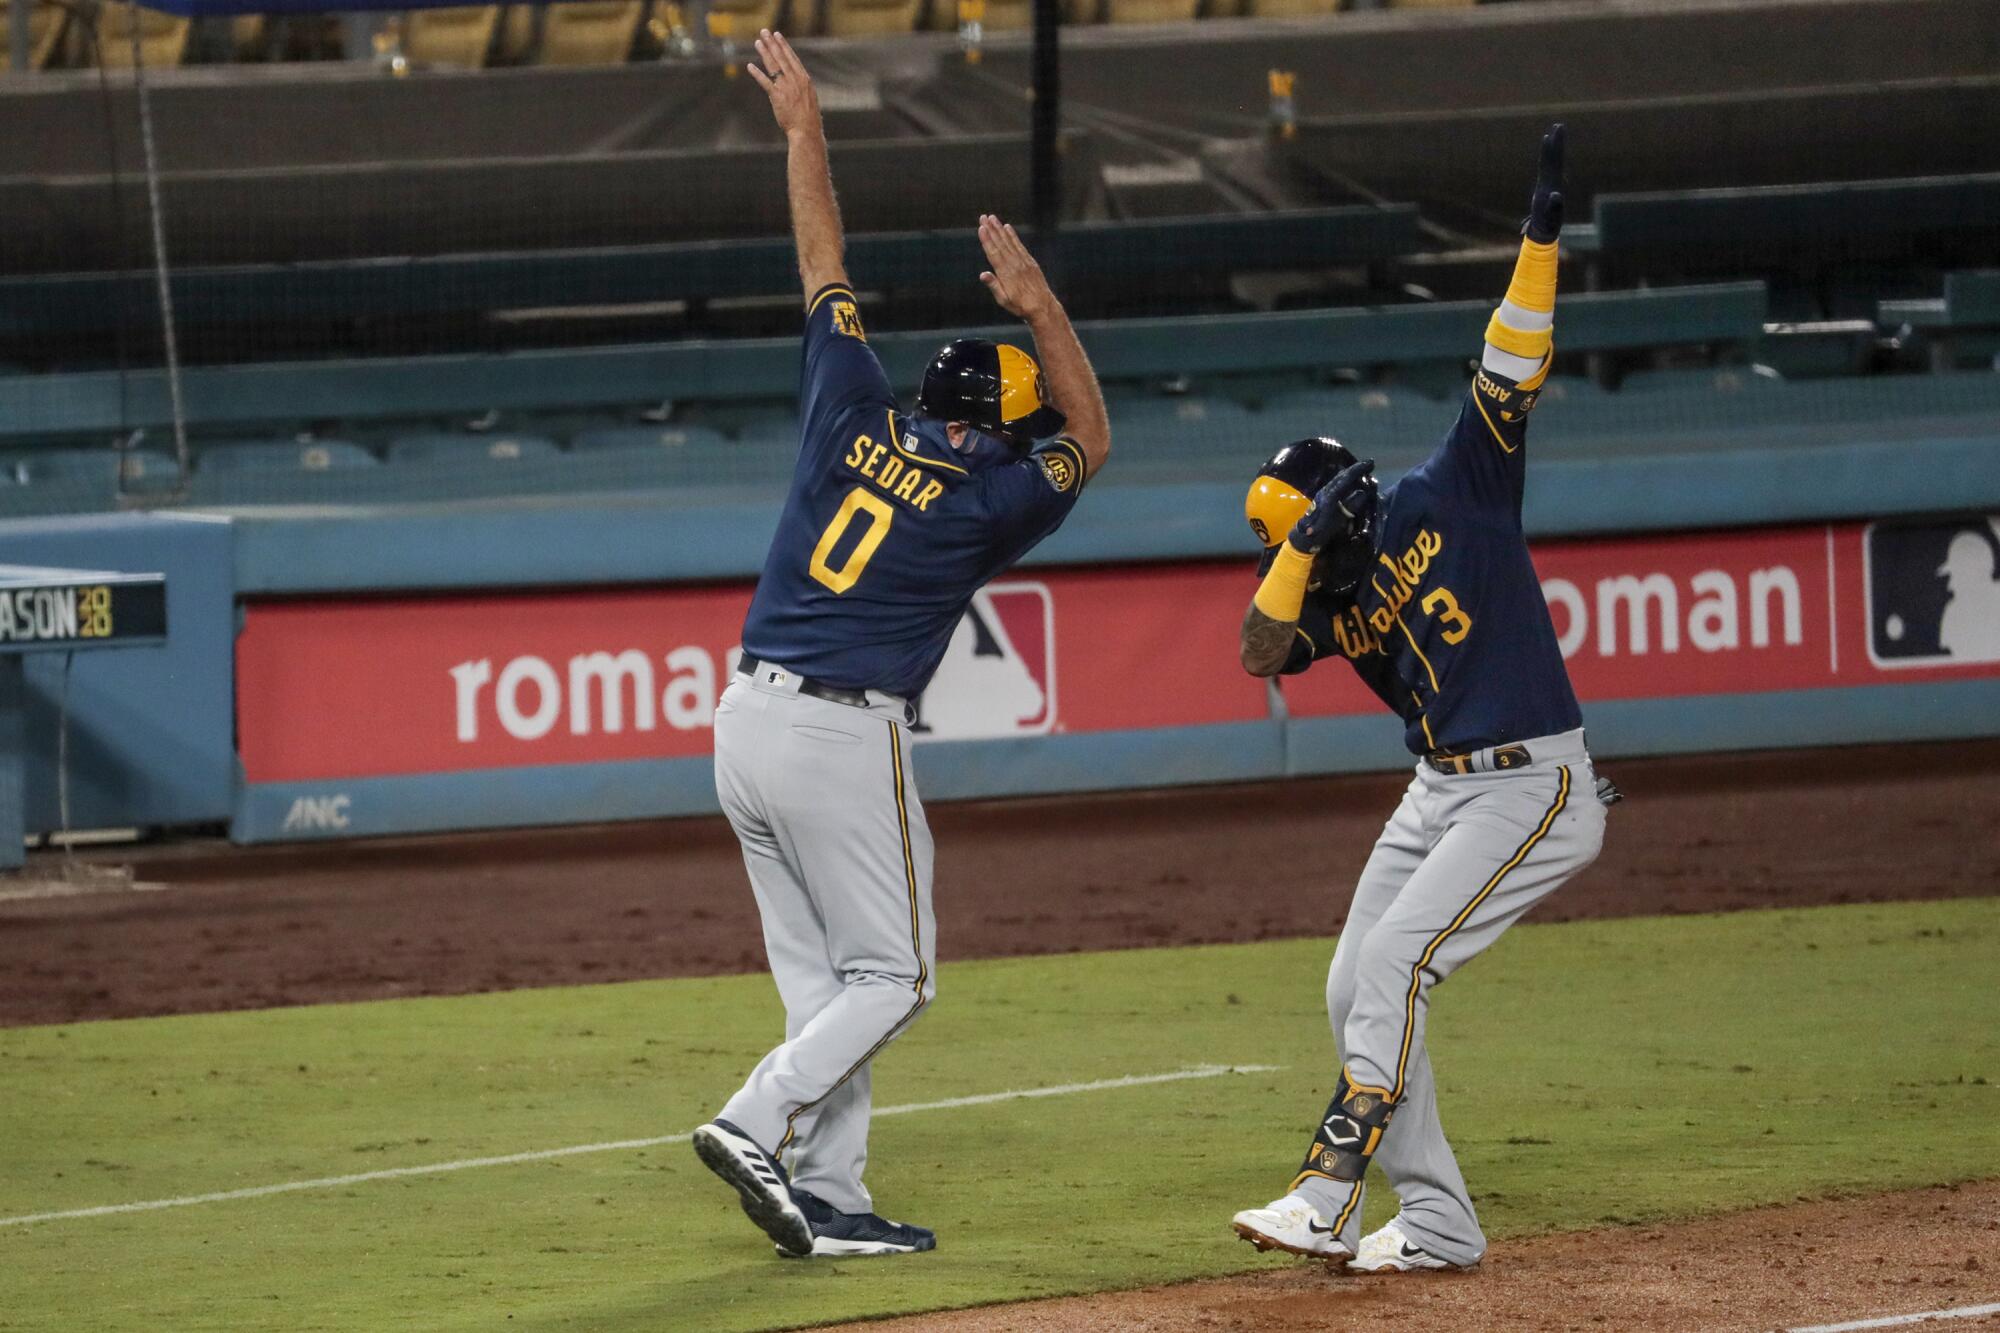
[7,435,1998,846]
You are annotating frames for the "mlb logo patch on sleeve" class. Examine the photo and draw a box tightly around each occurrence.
[1864,515,2000,668]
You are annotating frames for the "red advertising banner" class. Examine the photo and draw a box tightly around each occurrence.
[236,565,1266,783]
[237,515,2000,784]
[1280,517,2000,717]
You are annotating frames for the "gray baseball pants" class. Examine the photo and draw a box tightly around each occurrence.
[1296,728,1606,1264]
[711,667,936,1215]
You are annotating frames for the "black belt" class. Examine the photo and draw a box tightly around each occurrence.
[738,654,874,711]
[1425,743,1533,776]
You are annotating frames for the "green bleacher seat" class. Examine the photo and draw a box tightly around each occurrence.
[1618,368,1781,395]
[17,448,176,485]
[735,418,803,451]
[1879,270,2000,371]
[1944,271,2000,323]
[1111,396,1257,453]
[569,425,733,453]
[197,439,378,472]
[0,285,1764,448]
[385,433,561,464]
[1593,175,2000,263]
[1531,375,1613,405]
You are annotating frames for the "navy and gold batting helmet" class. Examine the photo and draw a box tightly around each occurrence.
[917,338,1066,448]
[1246,436,1377,591]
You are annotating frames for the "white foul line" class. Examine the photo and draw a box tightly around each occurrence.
[0,1063,1277,1229]
[1789,1302,2000,1332]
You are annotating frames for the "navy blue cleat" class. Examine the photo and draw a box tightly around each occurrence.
[691,1119,814,1257]
[781,1189,937,1258]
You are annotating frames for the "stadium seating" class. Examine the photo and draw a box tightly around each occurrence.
[735,416,806,451]
[569,425,734,453]
[13,448,178,486]
[1586,176,2000,279]
[196,439,379,472]
[705,0,787,42]
[1617,367,1781,395]
[1879,270,2000,370]
[88,2,193,67]
[1240,0,1341,17]
[923,0,1032,30]
[823,0,928,36]
[0,283,1768,447]
[0,207,1421,352]
[399,6,501,67]
[537,0,646,63]
[385,433,562,464]
[1099,0,1201,23]
[0,0,68,70]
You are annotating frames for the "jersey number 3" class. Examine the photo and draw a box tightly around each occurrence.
[1421,587,1473,644]
[809,487,895,594]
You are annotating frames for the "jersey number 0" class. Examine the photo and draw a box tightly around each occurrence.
[809,487,895,594]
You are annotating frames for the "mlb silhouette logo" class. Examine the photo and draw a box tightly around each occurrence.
[1864,515,2000,668]
[912,582,1056,741]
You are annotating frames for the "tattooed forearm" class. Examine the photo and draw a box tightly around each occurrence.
[1240,604,1297,677]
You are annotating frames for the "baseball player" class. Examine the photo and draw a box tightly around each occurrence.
[692,30,1111,1259]
[1229,126,1616,1273]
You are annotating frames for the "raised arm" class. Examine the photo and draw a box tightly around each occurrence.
[750,30,849,303]
[976,215,1111,478]
[1480,125,1565,402]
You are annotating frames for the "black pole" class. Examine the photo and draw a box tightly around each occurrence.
[1029,0,1060,240]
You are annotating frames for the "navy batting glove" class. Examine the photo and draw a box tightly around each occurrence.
[1525,123,1565,244]
[1289,460,1377,555]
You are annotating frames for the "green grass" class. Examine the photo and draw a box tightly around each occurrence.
[2,899,1997,1332]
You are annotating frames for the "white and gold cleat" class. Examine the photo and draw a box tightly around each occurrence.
[1346,1218,1475,1273]
[1230,1193,1353,1265]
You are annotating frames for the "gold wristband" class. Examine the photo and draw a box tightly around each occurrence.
[1252,541,1316,623]
[1504,236,1559,315]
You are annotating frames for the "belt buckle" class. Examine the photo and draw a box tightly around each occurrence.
[1491,744,1531,771]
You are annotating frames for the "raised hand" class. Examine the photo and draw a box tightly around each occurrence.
[977,214,1059,324]
[1526,123,1565,243]
[748,29,821,139]
[1290,459,1377,554]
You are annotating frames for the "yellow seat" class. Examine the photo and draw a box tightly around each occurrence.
[704,0,786,43]
[494,3,536,62]
[402,5,501,67]
[924,0,1033,30]
[1103,0,1197,20]
[1242,0,1340,15]
[537,0,644,62]
[1062,0,1100,20]
[90,2,192,67]
[0,0,68,69]
[823,0,924,35]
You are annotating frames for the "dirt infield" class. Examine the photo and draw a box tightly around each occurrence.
[845,1180,2000,1333]
[2,738,1997,1028]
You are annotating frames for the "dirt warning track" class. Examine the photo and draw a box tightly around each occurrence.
[844,1180,2000,1333]
[2,738,1996,1028]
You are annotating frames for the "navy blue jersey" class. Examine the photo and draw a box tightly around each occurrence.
[740,284,1089,698]
[1281,367,1582,755]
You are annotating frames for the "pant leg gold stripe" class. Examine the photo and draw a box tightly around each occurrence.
[774,722,930,1155]
[1388,766,1569,1103]
[890,721,927,998]
[1331,1179,1364,1232]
